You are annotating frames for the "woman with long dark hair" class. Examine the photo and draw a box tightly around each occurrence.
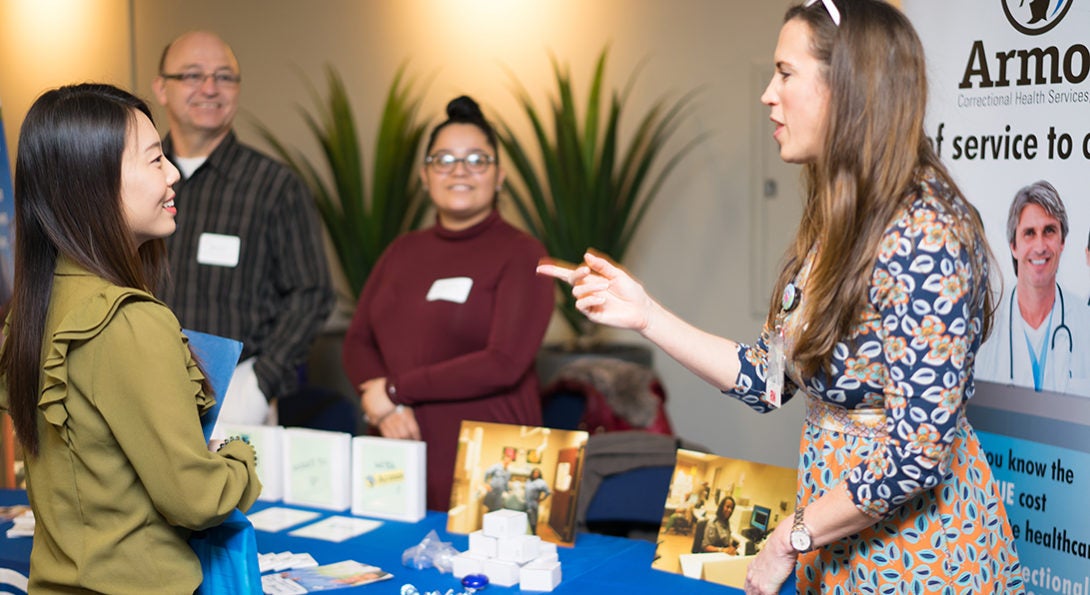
[0,83,260,593]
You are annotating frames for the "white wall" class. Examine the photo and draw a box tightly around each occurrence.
[4,0,808,469]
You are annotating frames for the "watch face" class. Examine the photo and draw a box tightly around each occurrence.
[790,529,811,551]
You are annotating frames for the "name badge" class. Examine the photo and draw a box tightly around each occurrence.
[197,233,241,267]
[426,277,473,304]
[764,329,785,409]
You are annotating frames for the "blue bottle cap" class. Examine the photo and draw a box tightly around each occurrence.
[462,573,489,590]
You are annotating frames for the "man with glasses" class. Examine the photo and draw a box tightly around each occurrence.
[153,31,334,433]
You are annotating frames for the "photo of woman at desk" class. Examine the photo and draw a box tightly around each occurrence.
[651,449,794,589]
[700,496,739,555]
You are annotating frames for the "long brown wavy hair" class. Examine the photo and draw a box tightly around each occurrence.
[767,0,996,377]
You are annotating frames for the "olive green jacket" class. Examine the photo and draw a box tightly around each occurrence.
[2,257,261,593]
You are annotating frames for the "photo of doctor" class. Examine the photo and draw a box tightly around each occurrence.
[977,180,1090,397]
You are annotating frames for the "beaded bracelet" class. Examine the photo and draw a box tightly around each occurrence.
[217,435,258,466]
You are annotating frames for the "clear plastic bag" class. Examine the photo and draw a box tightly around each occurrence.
[401,529,459,573]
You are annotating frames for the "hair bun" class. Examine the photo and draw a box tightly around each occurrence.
[446,95,483,121]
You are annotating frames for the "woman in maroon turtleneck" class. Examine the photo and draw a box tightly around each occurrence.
[342,96,553,511]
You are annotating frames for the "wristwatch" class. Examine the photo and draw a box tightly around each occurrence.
[789,506,813,553]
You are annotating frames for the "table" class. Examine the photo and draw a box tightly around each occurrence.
[0,491,789,594]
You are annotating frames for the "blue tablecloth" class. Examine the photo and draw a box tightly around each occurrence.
[0,491,784,594]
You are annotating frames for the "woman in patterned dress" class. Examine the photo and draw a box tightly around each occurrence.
[537,0,1023,593]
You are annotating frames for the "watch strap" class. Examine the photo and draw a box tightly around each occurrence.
[791,505,813,553]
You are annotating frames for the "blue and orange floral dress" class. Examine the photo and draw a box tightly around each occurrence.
[729,174,1024,594]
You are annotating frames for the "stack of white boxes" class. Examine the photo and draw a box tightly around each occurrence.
[451,509,562,591]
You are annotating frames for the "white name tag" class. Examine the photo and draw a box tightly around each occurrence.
[197,233,241,267]
[426,277,473,304]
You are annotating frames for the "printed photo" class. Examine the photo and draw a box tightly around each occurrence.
[652,449,796,590]
[975,179,1090,398]
[447,421,588,546]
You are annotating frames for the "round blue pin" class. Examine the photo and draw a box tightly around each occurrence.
[462,574,489,590]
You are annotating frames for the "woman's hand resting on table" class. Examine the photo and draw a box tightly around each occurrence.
[744,517,797,595]
[536,251,654,333]
[359,378,421,440]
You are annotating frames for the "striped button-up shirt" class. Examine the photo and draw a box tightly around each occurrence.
[163,131,334,401]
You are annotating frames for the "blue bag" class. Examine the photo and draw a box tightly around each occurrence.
[190,509,262,595]
[183,330,259,592]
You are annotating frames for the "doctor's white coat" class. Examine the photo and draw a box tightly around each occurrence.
[976,283,1090,397]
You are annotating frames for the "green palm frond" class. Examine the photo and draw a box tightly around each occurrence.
[253,64,429,300]
[497,47,707,339]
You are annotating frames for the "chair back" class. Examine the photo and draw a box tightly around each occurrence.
[541,357,673,435]
[574,431,709,539]
[691,518,709,553]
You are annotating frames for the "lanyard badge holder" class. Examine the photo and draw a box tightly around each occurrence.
[765,282,800,408]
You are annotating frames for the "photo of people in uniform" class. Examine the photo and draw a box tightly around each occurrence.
[447,421,587,545]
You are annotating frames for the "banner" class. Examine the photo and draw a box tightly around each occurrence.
[904,2,1090,592]
[0,100,14,304]
[980,433,1088,594]
[969,383,1090,595]
[903,0,1090,398]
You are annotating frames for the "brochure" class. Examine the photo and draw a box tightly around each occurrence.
[261,560,391,593]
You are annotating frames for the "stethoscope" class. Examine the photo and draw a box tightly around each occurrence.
[1008,283,1073,380]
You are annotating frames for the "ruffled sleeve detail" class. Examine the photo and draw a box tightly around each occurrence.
[39,286,211,437]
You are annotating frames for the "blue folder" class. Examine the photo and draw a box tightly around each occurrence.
[182,328,243,442]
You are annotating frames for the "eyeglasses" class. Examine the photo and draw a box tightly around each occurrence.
[160,71,242,87]
[804,0,841,26]
[424,151,496,174]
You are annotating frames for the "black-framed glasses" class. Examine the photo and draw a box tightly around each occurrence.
[160,71,242,87]
[424,151,496,174]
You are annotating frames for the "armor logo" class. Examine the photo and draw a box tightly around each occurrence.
[1002,0,1074,35]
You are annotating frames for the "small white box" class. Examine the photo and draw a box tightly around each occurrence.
[482,509,528,538]
[497,534,540,564]
[531,551,559,564]
[351,435,426,522]
[452,552,488,579]
[520,560,562,592]
[482,558,521,587]
[468,530,498,558]
[281,428,352,511]
[537,541,558,558]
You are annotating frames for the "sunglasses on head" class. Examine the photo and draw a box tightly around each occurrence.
[804,0,841,26]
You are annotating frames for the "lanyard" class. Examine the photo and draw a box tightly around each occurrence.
[766,281,801,409]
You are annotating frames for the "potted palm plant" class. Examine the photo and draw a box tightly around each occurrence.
[253,65,430,404]
[498,48,706,352]
[254,64,430,303]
